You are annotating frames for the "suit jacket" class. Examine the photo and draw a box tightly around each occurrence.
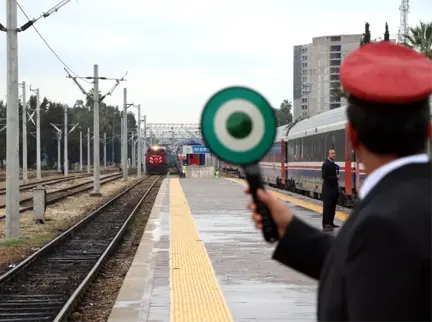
[322,159,339,191]
[273,162,431,321]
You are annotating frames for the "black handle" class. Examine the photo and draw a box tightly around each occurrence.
[242,163,279,243]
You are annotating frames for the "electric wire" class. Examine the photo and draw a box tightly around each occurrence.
[16,1,92,84]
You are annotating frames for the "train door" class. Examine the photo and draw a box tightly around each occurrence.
[281,139,286,185]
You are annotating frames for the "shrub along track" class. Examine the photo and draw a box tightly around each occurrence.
[0,174,161,322]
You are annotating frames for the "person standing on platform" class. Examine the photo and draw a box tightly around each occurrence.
[246,41,432,321]
[321,149,339,231]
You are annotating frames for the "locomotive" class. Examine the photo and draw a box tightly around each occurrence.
[145,145,168,175]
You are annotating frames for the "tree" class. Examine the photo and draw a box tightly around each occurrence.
[275,99,293,126]
[384,22,390,41]
[331,87,348,99]
[360,22,371,46]
[404,21,432,59]
[0,94,137,169]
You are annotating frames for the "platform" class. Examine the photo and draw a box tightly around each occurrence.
[107,177,347,322]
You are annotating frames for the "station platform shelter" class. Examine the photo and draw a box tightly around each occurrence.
[107,177,348,322]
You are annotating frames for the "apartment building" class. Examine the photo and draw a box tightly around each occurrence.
[293,34,362,120]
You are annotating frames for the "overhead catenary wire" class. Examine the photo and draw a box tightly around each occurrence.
[16,1,92,84]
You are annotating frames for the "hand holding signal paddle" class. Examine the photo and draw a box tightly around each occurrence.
[200,86,279,243]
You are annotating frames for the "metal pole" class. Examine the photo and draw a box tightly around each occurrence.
[64,106,68,176]
[143,115,147,174]
[120,115,123,167]
[104,132,107,168]
[137,104,142,177]
[36,89,41,179]
[5,0,20,239]
[132,132,136,168]
[122,88,128,180]
[79,131,83,171]
[87,127,91,173]
[57,133,61,172]
[93,64,101,194]
[111,118,115,165]
[21,81,28,183]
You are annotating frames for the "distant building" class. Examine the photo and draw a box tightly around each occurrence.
[293,34,362,120]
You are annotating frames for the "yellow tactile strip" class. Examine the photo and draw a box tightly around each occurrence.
[169,178,234,322]
[226,177,349,222]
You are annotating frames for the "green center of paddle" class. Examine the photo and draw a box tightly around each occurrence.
[226,112,252,139]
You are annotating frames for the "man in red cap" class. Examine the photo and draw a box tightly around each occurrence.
[246,41,431,321]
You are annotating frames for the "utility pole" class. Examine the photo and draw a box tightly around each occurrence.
[137,104,142,177]
[103,132,107,168]
[123,88,128,180]
[3,0,73,240]
[65,66,127,183]
[57,132,61,172]
[131,131,136,168]
[20,81,28,183]
[111,115,115,165]
[91,64,101,195]
[79,131,83,171]
[143,115,147,174]
[5,0,20,239]
[64,105,68,176]
[30,87,41,180]
[87,127,91,173]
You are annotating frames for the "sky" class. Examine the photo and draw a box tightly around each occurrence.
[0,0,431,124]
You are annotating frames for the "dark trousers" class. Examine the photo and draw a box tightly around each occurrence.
[322,187,338,227]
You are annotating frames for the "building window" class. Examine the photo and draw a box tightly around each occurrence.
[330,60,341,66]
[330,103,341,110]
[301,76,307,82]
[302,62,308,68]
[330,67,340,74]
[330,36,341,42]
[329,52,341,59]
[330,45,341,52]
[302,55,307,61]
[330,74,339,81]
[302,48,307,53]
[301,97,308,103]
[330,81,340,89]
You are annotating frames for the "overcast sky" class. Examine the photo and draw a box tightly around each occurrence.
[0,0,430,123]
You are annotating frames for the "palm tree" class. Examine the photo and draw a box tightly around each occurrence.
[404,21,432,59]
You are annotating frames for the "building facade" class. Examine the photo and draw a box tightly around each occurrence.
[293,34,362,120]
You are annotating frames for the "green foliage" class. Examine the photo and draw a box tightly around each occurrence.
[274,99,293,126]
[403,21,432,59]
[360,22,371,46]
[384,22,390,41]
[331,87,349,99]
[0,95,137,169]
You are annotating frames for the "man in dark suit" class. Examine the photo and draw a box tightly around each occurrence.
[321,149,339,231]
[246,41,431,321]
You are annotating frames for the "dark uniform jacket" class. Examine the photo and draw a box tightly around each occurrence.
[273,162,431,321]
[321,159,339,191]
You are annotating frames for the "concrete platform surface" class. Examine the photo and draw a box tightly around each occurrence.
[108,178,345,322]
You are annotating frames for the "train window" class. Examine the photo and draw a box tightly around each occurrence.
[332,135,335,150]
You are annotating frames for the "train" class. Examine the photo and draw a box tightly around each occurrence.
[220,104,432,208]
[145,145,169,175]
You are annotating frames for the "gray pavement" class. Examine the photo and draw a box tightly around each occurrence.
[180,178,319,321]
[109,177,342,322]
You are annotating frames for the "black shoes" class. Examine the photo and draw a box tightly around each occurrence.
[332,223,340,228]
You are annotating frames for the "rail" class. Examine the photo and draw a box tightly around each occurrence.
[0,174,161,322]
[0,170,136,219]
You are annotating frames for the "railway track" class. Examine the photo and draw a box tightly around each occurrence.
[0,174,161,322]
[0,169,118,195]
[0,170,136,219]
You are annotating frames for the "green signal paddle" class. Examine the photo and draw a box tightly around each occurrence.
[200,86,279,243]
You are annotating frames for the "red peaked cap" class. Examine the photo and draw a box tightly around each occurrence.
[340,41,432,104]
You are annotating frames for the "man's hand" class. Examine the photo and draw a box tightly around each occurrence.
[244,188,294,239]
